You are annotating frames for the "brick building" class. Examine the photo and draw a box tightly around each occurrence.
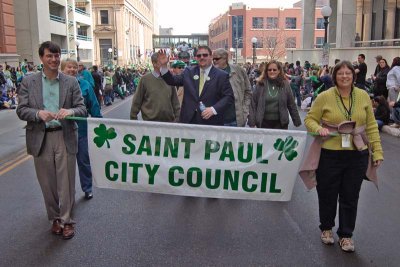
[208,2,326,63]
[0,0,18,66]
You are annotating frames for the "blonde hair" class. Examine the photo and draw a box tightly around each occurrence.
[60,58,78,71]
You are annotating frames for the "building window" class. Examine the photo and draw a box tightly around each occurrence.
[232,16,244,48]
[252,17,264,29]
[99,39,112,65]
[395,0,400,39]
[285,17,297,29]
[316,18,324,29]
[255,39,263,48]
[100,10,109,24]
[77,27,87,37]
[285,37,296,48]
[265,37,277,48]
[266,17,278,29]
[316,37,324,48]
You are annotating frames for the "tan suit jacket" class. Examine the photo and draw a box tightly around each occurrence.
[16,72,87,157]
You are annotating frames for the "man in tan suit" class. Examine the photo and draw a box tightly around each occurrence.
[16,41,86,239]
[212,48,252,127]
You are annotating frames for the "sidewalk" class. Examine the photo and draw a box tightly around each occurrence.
[382,125,400,137]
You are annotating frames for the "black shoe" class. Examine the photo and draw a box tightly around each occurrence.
[84,192,93,200]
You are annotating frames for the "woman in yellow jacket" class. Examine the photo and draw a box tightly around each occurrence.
[304,61,383,253]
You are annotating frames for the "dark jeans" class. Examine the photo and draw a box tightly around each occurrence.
[376,119,384,131]
[316,149,368,238]
[104,90,113,105]
[77,134,93,193]
[292,87,301,107]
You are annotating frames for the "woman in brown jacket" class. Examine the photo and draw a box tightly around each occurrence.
[248,60,301,129]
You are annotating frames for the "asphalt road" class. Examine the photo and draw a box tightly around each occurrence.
[0,96,399,267]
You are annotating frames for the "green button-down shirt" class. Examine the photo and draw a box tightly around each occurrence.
[42,72,61,128]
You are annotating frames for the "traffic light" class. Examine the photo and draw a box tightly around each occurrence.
[113,47,117,56]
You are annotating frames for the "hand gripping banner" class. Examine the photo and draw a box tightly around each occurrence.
[88,118,307,201]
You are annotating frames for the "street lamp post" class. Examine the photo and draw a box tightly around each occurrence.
[321,6,332,44]
[321,6,332,66]
[251,37,257,64]
[235,16,238,64]
[76,40,80,62]
[108,47,113,67]
[229,47,235,63]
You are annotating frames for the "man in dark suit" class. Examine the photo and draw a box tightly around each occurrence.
[16,41,86,240]
[159,45,234,125]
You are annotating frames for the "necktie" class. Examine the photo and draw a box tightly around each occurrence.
[199,69,205,96]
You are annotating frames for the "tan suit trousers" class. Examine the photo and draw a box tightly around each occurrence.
[33,130,76,225]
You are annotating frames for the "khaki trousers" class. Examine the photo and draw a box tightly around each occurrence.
[33,130,76,225]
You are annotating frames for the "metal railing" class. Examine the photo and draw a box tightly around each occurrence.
[50,14,66,24]
[75,8,90,17]
[315,43,337,48]
[354,39,400,47]
[77,35,92,41]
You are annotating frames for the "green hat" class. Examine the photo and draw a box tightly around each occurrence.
[171,60,186,68]
[189,60,198,66]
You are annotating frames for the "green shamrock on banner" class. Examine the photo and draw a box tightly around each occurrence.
[93,124,117,148]
[273,136,298,161]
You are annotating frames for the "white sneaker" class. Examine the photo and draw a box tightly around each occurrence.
[339,237,355,252]
[321,230,334,245]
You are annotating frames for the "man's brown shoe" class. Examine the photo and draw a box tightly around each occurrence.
[62,224,75,240]
[51,219,62,235]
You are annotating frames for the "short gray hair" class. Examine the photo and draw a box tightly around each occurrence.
[213,48,229,64]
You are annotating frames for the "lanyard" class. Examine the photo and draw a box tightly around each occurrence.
[338,88,353,120]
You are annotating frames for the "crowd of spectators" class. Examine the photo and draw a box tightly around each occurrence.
[242,54,400,132]
[0,60,153,110]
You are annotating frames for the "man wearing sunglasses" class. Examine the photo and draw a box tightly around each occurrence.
[158,45,234,125]
[212,48,252,127]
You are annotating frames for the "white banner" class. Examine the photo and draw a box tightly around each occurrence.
[88,118,307,201]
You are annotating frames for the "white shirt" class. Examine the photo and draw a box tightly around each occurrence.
[386,66,400,90]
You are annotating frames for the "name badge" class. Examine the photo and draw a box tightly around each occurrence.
[341,134,351,148]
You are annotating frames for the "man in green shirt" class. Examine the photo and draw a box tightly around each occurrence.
[17,41,86,240]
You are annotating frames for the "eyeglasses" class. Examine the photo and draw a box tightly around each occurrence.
[196,53,209,58]
[213,57,222,61]
[337,72,353,76]
[44,54,60,59]
[267,69,278,72]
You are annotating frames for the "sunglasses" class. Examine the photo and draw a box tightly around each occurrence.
[196,53,209,58]
[175,66,184,69]
[213,57,222,61]
[268,69,278,72]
